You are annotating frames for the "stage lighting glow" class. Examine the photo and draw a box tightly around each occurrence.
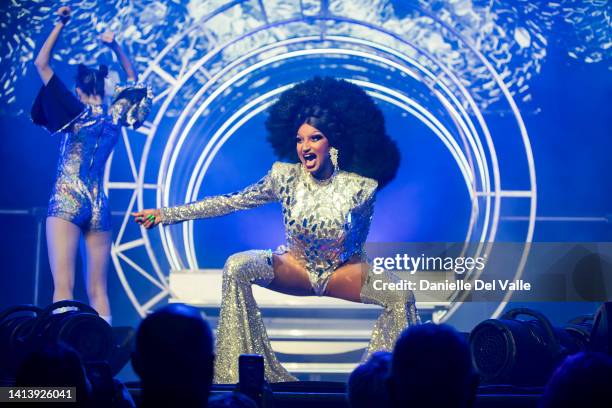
[2,1,609,115]
[81,2,539,326]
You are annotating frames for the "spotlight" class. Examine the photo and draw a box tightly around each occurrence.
[469,308,590,386]
[28,300,113,363]
[0,301,114,384]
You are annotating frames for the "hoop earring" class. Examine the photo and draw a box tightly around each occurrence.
[329,147,339,172]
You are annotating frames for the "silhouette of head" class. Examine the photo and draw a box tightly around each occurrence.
[132,304,214,407]
[16,342,91,407]
[348,351,392,408]
[388,323,478,408]
[540,352,612,408]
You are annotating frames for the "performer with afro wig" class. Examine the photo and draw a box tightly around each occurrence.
[134,76,420,383]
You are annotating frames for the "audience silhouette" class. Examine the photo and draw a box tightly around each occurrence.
[11,305,612,408]
[16,342,92,407]
[387,323,478,408]
[540,351,612,408]
[347,350,391,408]
[132,304,214,408]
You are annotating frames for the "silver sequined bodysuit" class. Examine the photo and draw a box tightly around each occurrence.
[47,82,152,231]
[48,105,119,231]
[161,161,378,294]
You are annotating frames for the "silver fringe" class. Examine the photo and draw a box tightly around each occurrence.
[360,269,421,358]
[213,249,297,383]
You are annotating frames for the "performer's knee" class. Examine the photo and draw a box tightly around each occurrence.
[223,252,251,284]
[223,250,272,286]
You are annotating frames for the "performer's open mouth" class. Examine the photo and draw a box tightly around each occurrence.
[303,153,317,169]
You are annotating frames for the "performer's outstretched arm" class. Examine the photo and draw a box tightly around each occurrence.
[34,6,71,85]
[100,31,138,82]
[133,164,280,228]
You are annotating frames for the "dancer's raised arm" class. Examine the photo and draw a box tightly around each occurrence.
[100,31,137,82]
[34,6,71,85]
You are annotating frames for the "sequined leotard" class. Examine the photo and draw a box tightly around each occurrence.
[48,104,120,231]
[161,161,377,294]
[34,74,152,231]
[160,161,419,383]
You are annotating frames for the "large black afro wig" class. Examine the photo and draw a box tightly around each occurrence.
[265,76,400,190]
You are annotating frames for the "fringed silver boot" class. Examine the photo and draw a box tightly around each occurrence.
[213,249,297,383]
[360,269,421,359]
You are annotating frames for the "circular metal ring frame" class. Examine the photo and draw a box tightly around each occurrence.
[106,3,536,322]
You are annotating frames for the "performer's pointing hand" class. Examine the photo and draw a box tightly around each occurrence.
[132,209,162,229]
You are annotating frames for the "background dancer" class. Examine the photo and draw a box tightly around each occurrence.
[32,6,151,324]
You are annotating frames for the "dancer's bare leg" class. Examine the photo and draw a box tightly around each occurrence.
[267,253,315,296]
[83,229,112,318]
[323,261,367,302]
[46,216,80,302]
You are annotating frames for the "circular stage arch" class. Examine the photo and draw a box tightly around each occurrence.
[105,1,536,323]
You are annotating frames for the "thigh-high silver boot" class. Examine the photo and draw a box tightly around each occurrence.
[213,249,298,383]
[360,270,421,359]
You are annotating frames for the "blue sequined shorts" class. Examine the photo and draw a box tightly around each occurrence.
[47,178,111,232]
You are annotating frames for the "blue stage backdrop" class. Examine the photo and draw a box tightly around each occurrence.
[0,1,610,330]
